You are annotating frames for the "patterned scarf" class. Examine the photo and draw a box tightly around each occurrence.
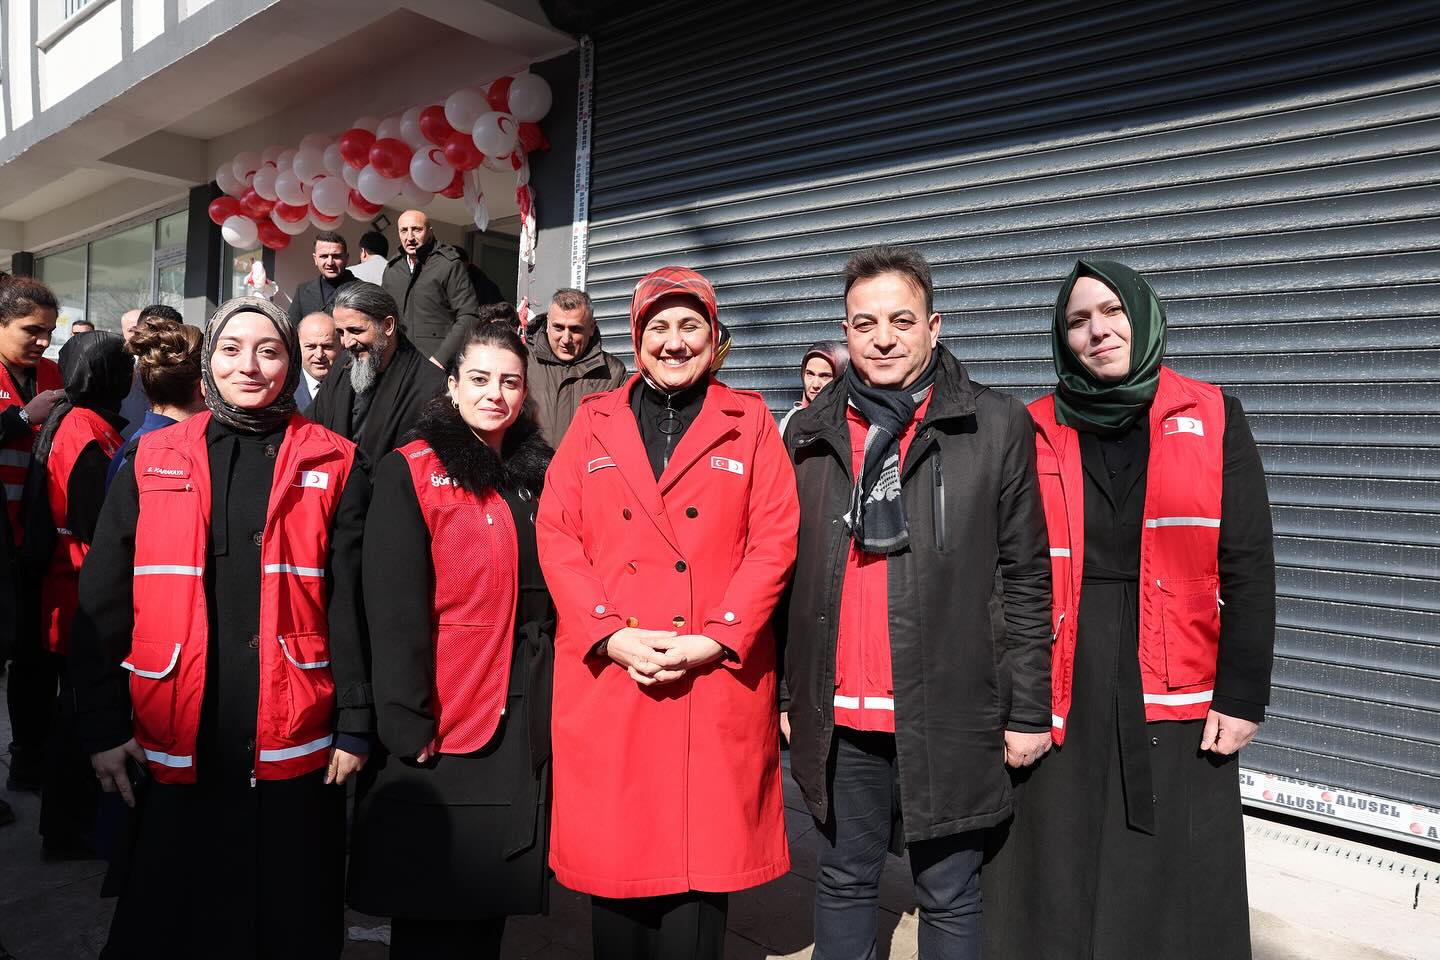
[843,353,938,555]
[201,296,301,434]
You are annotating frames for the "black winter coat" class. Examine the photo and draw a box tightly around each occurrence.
[381,241,481,368]
[779,348,1052,842]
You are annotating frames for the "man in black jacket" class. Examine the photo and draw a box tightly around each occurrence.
[381,210,481,370]
[287,231,356,324]
[308,282,446,465]
[779,246,1052,960]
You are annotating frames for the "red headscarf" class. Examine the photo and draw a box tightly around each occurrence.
[629,266,720,358]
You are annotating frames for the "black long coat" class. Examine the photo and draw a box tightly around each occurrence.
[346,408,554,920]
[308,334,446,466]
[983,394,1274,959]
[380,241,482,367]
[68,419,372,960]
[779,348,1053,842]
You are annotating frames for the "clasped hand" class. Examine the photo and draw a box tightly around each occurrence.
[605,627,724,687]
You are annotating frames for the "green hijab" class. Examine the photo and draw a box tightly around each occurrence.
[1051,259,1167,435]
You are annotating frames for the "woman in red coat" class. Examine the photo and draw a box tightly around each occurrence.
[537,266,799,959]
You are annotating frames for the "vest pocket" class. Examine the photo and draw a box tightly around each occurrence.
[1156,576,1221,688]
[276,632,335,738]
[121,639,182,750]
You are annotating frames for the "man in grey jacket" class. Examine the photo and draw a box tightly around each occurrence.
[526,288,627,446]
[381,210,481,369]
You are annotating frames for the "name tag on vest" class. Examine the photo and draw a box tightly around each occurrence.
[295,470,330,490]
[144,464,189,479]
[711,456,744,476]
[1163,416,1205,437]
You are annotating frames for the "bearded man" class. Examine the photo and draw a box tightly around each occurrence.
[307,282,445,463]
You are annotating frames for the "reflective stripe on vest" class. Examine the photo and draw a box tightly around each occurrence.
[1031,367,1227,741]
[128,413,355,785]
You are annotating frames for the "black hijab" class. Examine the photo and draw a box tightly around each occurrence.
[1051,259,1167,435]
[32,330,132,466]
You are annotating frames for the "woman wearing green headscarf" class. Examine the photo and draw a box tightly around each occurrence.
[984,261,1275,958]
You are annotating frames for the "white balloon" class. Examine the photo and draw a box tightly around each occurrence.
[271,209,310,236]
[261,144,285,164]
[274,170,307,206]
[409,146,452,193]
[293,146,327,184]
[251,164,279,201]
[310,208,344,230]
[396,176,432,209]
[300,132,332,152]
[322,143,345,176]
[506,73,553,123]
[215,163,245,197]
[352,115,380,133]
[342,163,362,189]
[444,87,488,135]
[221,215,258,249]
[472,112,519,160]
[348,198,379,222]
[400,106,428,149]
[276,148,297,173]
[375,115,403,140]
[309,175,350,217]
[232,151,262,183]
[357,165,402,206]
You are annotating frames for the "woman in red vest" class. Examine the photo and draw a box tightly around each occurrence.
[537,266,799,960]
[0,276,67,799]
[346,317,554,959]
[16,329,131,854]
[69,296,371,960]
[984,260,1276,958]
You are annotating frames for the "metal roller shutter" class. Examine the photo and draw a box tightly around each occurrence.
[584,0,1440,832]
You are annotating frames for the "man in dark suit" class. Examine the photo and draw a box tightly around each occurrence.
[287,231,356,324]
[295,312,339,414]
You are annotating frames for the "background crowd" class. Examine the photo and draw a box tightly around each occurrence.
[0,228,1274,960]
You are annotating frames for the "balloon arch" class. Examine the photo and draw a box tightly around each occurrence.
[207,72,554,316]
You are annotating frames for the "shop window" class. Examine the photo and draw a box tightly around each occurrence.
[155,211,189,312]
[35,247,87,352]
[223,244,264,301]
[88,222,154,331]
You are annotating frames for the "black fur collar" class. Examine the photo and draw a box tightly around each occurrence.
[408,396,552,497]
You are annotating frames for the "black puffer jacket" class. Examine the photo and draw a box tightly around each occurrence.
[779,347,1052,842]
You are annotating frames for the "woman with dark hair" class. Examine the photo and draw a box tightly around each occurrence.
[106,315,205,486]
[347,318,554,959]
[69,296,372,959]
[17,330,132,853]
[984,260,1275,958]
[778,340,848,436]
[537,266,799,959]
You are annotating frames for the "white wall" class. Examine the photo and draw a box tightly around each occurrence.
[41,1,126,107]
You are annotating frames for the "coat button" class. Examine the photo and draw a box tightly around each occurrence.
[251,531,263,546]
[249,635,260,649]
[626,561,638,574]
[246,738,256,751]
[724,611,736,622]
[686,507,698,518]
[675,560,687,572]
[264,444,277,458]
[672,616,686,629]
[594,604,606,615]
[622,508,632,520]
[1151,736,1159,747]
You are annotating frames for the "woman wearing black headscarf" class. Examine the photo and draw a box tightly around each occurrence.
[984,261,1275,958]
[16,330,131,853]
[68,297,372,959]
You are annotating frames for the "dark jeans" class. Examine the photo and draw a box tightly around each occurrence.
[591,892,728,960]
[390,916,504,960]
[814,728,983,960]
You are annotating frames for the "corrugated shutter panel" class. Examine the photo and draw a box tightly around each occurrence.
[585,0,1440,808]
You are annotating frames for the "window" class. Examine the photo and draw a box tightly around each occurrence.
[35,247,87,349]
[65,0,96,19]
[155,211,189,312]
[88,223,154,328]
[224,244,264,301]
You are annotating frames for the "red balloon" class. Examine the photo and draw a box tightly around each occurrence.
[338,128,376,169]
[273,201,309,223]
[368,137,414,180]
[240,188,275,220]
[418,105,456,146]
[438,170,465,199]
[348,190,383,216]
[518,122,549,154]
[256,219,290,250]
[486,76,513,113]
[207,196,242,226]
[443,132,484,172]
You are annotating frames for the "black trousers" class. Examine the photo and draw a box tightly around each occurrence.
[814,728,984,960]
[390,916,505,960]
[6,647,60,781]
[591,892,728,960]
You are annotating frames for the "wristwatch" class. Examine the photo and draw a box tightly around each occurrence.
[16,407,29,426]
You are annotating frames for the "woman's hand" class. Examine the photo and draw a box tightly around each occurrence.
[1003,730,1052,768]
[605,627,685,686]
[90,738,148,808]
[1200,710,1259,755]
[326,747,367,785]
[654,634,726,673]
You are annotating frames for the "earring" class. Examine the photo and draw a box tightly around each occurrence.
[451,397,459,409]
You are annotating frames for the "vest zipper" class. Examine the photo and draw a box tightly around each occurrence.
[931,452,945,551]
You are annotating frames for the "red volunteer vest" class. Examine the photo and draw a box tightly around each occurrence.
[124,413,356,784]
[41,408,123,654]
[0,358,64,538]
[400,440,518,754]
[1031,367,1226,743]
